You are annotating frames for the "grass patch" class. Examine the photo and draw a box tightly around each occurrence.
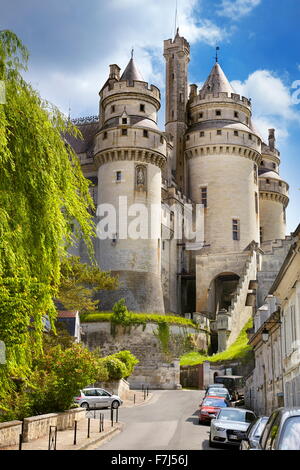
[180,318,253,366]
[80,311,201,329]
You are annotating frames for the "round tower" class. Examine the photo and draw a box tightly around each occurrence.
[94,56,167,313]
[259,129,289,242]
[185,62,261,314]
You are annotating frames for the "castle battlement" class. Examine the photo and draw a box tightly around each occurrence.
[101,79,161,102]
[189,92,251,109]
[163,35,190,51]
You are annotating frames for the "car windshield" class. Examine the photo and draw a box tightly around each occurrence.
[203,398,227,407]
[279,416,300,450]
[217,409,254,422]
[208,389,228,395]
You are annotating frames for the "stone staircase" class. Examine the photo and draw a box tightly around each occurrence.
[216,246,258,351]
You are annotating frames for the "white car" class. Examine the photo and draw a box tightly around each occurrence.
[74,388,123,409]
[210,408,257,448]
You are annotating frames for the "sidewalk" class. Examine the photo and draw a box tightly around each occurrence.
[1,391,153,451]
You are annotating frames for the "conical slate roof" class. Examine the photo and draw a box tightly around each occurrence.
[200,63,235,97]
[120,57,144,83]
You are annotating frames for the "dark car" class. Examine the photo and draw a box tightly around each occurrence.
[240,416,269,450]
[199,396,230,424]
[214,376,245,401]
[257,407,300,450]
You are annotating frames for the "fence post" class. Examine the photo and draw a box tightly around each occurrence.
[99,413,104,432]
[18,433,23,451]
[48,425,57,451]
[134,394,136,405]
[147,385,149,397]
[111,406,114,427]
[73,420,77,445]
[144,388,146,400]
[116,406,119,423]
[19,420,24,451]
[87,417,91,438]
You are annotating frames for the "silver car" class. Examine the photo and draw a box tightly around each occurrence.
[74,388,123,409]
[210,408,257,448]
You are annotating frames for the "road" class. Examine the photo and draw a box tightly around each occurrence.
[95,389,225,450]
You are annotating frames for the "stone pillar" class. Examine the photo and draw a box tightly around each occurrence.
[217,308,231,352]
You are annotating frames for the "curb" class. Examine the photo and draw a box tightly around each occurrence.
[123,393,153,408]
[77,423,124,450]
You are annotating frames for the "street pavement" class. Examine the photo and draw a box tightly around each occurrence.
[95,389,225,451]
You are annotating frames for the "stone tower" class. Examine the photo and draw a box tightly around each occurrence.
[164,29,190,192]
[184,61,261,349]
[259,129,289,242]
[95,56,167,313]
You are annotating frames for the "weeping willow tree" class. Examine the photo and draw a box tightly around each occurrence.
[0,30,95,388]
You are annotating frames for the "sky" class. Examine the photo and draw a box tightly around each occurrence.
[1,0,299,233]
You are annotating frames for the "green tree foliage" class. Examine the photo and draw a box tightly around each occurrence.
[113,350,139,377]
[57,256,118,313]
[0,30,94,375]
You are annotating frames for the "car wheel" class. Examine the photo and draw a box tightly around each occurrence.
[111,400,119,409]
[80,402,89,409]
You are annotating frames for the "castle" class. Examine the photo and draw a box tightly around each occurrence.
[67,31,291,353]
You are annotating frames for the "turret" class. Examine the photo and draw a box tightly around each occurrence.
[164,29,190,191]
[259,129,289,242]
[94,56,167,313]
[185,60,261,317]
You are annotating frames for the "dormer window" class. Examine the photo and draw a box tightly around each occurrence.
[140,104,145,112]
[122,118,127,124]
[216,110,221,116]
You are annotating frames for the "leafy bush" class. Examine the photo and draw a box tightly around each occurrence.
[102,356,128,380]
[113,350,139,377]
[111,299,131,325]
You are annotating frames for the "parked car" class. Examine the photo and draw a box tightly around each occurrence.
[204,387,232,402]
[257,407,300,450]
[199,396,230,424]
[205,383,226,392]
[239,416,269,450]
[209,407,257,448]
[74,388,123,409]
[214,376,245,401]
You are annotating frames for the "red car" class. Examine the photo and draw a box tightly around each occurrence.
[198,396,230,424]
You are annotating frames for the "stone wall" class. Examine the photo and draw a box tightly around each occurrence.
[22,408,85,442]
[0,420,22,448]
[82,321,209,389]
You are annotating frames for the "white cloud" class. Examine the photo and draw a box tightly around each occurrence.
[231,70,300,142]
[218,0,261,19]
[15,0,230,118]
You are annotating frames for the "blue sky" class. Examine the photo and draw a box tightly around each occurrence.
[1,0,299,233]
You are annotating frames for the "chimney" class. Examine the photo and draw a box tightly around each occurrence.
[109,64,121,81]
[268,128,275,150]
